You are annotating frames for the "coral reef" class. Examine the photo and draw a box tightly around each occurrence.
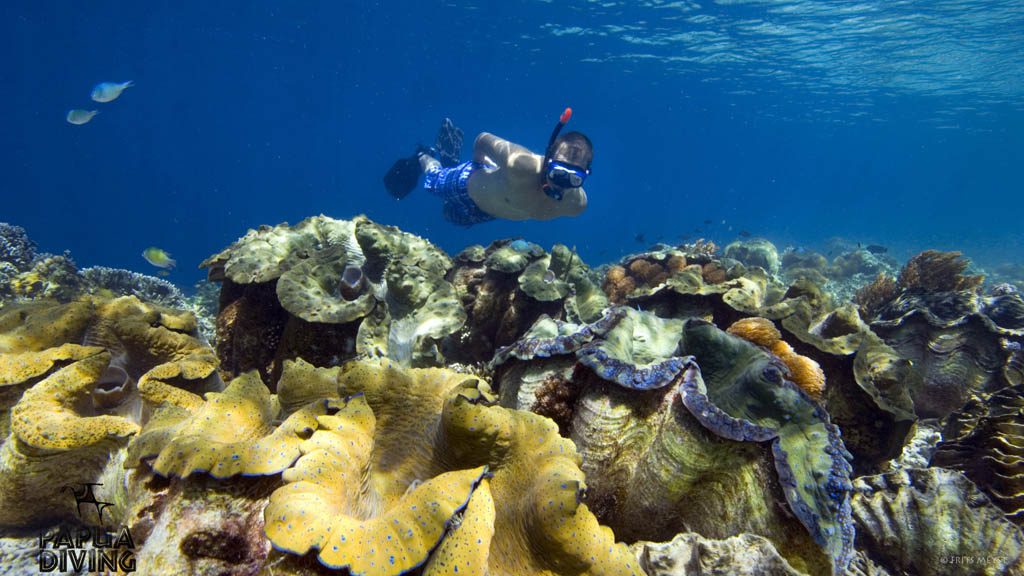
[780,248,830,286]
[601,249,692,305]
[0,223,203,313]
[898,249,984,293]
[80,266,187,309]
[931,384,1024,524]
[851,468,1024,574]
[8,215,1024,576]
[0,223,37,271]
[831,249,893,280]
[599,246,782,329]
[853,273,898,321]
[10,253,81,301]
[780,244,899,307]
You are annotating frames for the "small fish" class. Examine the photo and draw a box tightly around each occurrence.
[66,109,98,125]
[634,233,646,244]
[864,244,888,254]
[142,247,176,269]
[739,230,752,238]
[91,81,134,103]
[156,270,171,277]
[508,239,533,252]
[703,219,713,225]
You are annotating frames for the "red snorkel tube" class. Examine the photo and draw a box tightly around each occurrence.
[541,107,573,200]
[543,107,573,165]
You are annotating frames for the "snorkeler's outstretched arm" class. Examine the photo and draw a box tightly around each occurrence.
[473,133,505,166]
[473,133,534,168]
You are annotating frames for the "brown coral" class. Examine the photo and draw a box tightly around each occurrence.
[726,317,826,399]
[666,254,688,274]
[897,250,984,293]
[603,265,636,305]
[853,273,898,320]
[532,372,581,435]
[726,317,782,349]
[702,262,728,284]
[770,341,826,399]
[628,258,669,286]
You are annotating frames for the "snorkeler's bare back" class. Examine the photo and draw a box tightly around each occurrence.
[467,133,586,221]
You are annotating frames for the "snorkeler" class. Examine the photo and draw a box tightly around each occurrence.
[384,108,592,226]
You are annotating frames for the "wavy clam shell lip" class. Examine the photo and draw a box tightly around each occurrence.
[871,289,1024,419]
[206,216,466,373]
[262,360,642,575]
[931,384,1024,525]
[851,468,1024,574]
[1,352,140,527]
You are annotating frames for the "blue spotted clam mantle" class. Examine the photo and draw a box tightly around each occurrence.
[492,306,687,390]
[678,319,856,574]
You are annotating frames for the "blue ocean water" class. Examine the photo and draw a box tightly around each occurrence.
[4,1,1022,288]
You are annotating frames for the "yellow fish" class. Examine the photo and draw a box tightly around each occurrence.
[66,109,98,125]
[91,81,134,103]
[142,247,176,269]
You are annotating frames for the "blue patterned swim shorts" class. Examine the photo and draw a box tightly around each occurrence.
[423,161,495,226]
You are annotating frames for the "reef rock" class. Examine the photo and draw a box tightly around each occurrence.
[125,474,275,576]
[632,532,802,576]
[851,468,1024,575]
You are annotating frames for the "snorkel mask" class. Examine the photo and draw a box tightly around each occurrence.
[542,107,589,200]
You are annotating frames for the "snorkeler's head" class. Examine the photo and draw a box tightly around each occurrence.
[548,131,593,172]
[543,131,592,198]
